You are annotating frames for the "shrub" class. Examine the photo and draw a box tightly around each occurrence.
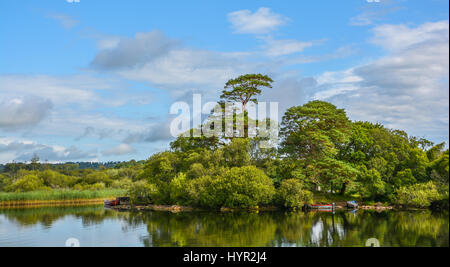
[89,182,106,191]
[168,173,190,205]
[277,179,313,209]
[38,170,77,189]
[0,174,11,191]
[127,181,159,204]
[395,181,443,208]
[6,175,44,192]
[111,178,133,190]
[186,175,216,207]
[197,166,276,208]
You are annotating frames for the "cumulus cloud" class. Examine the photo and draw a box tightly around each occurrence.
[370,21,449,51]
[75,126,117,141]
[263,38,314,57]
[90,30,180,70]
[117,49,257,95]
[122,119,175,144]
[261,75,318,114]
[228,7,289,34]
[0,138,96,163]
[102,144,136,156]
[0,74,114,106]
[88,24,323,97]
[0,97,53,130]
[89,30,260,96]
[313,20,449,143]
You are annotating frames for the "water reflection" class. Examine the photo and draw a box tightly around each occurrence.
[0,206,448,247]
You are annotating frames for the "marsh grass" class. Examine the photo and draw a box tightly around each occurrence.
[0,189,126,206]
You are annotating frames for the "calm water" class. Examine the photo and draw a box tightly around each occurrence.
[0,205,448,247]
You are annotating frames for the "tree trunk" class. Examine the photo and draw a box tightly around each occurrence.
[340,182,347,195]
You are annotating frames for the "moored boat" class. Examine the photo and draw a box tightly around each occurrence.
[346,201,359,209]
[104,199,119,207]
[104,197,130,207]
[304,203,335,211]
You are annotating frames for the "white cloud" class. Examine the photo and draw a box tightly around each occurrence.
[91,30,180,69]
[371,20,449,51]
[102,144,136,156]
[263,38,314,57]
[0,97,53,130]
[228,7,289,34]
[0,74,114,106]
[117,49,256,95]
[47,13,79,29]
[313,20,449,143]
[0,138,97,163]
[0,73,153,149]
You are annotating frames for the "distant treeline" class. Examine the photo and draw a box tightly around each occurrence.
[0,160,146,172]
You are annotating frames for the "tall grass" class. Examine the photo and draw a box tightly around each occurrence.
[0,189,126,203]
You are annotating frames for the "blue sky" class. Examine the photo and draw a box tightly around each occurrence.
[0,0,449,163]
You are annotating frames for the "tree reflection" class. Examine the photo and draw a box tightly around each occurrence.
[0,207,447,247]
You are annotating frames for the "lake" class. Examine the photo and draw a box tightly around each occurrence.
[0,205,448,247]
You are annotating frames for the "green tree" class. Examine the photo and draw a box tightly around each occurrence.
[280,101,352,160]
[277,179,313,209]
[221,74,273,111]
[306,158,359,195]
[128,181,159,204]
[6,175,44,192]
[395,181,442,208]
[357,166,386,199]
[221,138,251,167]
[30,153,41,171]
[429,150,449,184]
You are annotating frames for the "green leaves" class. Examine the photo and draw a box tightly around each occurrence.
[277,179,313,209]
[221,74,273,110]
[280,100,351,160]
[395,181,443,208]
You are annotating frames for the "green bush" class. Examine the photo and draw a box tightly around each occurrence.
[6,175,45,192]
[186,175,216,207]
[395,181,443,208]
[0,174,11,191]
[194,166,276,208]
[127,181,159,204]
[277,179,313,209]
[168,173,190,205]
[111,178,133,190]
[89,182,106,191]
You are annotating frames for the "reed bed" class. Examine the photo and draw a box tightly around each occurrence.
[0,189,126,207]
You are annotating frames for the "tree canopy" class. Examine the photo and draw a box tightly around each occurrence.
[221,74,273,111]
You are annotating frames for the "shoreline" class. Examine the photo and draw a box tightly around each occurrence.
[110,203,406,213]
[0,198,114,208]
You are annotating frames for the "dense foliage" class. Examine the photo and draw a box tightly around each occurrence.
[0,161,145,193]
[0,74,448,209]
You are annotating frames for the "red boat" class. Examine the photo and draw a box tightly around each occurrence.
[104,197,130,207]
[104,199,119,206]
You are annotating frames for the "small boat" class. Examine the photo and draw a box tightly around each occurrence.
[304,203,335,210]
[346,201,359,209]
[104,199,119,207]
[104,197,130,207]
